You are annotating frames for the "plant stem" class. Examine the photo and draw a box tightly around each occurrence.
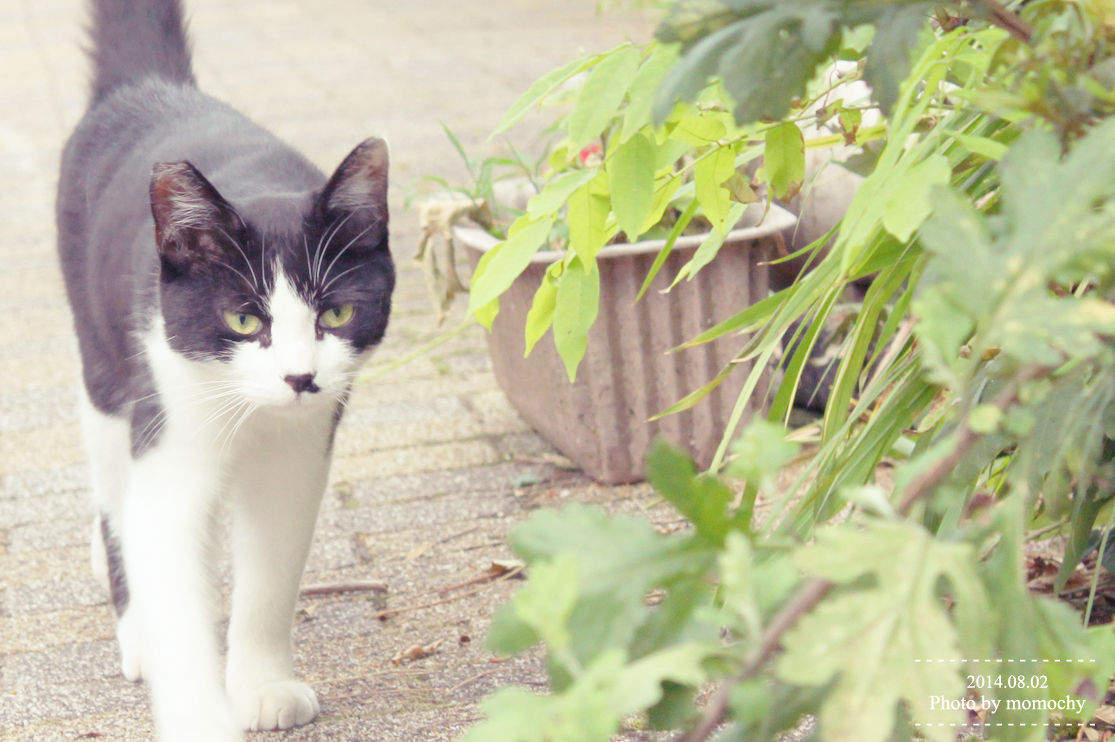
[896,366,1045,514]
[679,577,833,742]
[1084,502,1115,625]
[970,0,1034,43]
[681,365,1049,742]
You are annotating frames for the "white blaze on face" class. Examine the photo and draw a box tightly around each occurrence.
[269,274,317,383]
[228,268,355,408]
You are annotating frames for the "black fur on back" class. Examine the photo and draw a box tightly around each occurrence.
[88,0,195,103]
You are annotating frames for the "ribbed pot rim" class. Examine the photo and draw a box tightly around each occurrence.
[453,202,797,263]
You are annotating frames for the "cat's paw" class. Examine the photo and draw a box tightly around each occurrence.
[232,679,319,731]
[115,608,142,682]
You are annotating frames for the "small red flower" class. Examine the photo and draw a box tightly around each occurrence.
[578,143,603,166]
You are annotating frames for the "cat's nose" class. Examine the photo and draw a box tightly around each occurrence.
[284,373,320,394]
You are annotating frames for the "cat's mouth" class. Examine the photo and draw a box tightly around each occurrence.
[262,381,337,412]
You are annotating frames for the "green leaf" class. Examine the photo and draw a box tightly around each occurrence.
[669,107,729,147]
[566,173,611,264]
[462,686,550,742]
[837,106,862,140]
[473,296,500,331]
[675,290,783,348]
[636,196,697,303]
[645,439,732,547]
[648,364,734,421]
[510,554,579,652]
[916,187,999,320]
[494,53,599,136]
[487,601,540,657]
[629,577,714,660]
[509,504,700,672]
[469,217,554,315]
[880,153,951,242]
[551,650,627,740]
[552,256,600,383]
[621,44,680,141]
[719,18,837,125]
[527,168,599,217]
[524,265,560,356]
[637,174,683,236]
[779,520,988,742]
[612,643,717,717]
[863,5,931,115]
[568,45,642,148]
[671,202,745,286]
[764,122,805,200]
[654,21,744,123]
[977,498,1114,726]
[608,132,656,241]
[726,419,800,485]
[718,532,761,639]
[967,403,1002,434]
[949,131,1010,161]
[694,145,736,229]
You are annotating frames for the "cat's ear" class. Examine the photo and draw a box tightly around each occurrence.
[315,137,389,250]
[150,161,243,274]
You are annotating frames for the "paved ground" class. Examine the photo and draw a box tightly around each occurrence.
[0,1,663,739]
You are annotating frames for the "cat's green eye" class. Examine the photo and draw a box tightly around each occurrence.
[320,304,355,329]
[223,310,262,336]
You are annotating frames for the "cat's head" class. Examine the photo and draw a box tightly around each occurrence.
[148,138,394,413]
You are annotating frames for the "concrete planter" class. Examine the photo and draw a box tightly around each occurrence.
[457,204,796,484]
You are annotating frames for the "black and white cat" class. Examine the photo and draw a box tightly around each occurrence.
[56,0,394,738]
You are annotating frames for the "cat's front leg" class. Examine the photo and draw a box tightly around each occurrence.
[226,426,330,731]
[123,444,242,742]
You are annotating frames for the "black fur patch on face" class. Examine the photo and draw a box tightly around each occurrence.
[285,219,394,354]
[151,161,281,360]
[294,137,395,352]
[158,226,276,361]
[153,138,394,363]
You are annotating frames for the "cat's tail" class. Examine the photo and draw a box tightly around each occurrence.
[87,0,195,103]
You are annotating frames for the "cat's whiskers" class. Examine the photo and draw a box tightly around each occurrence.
[127,378,243,407]
[260,232,269,297]
[318,262,364,299]
[317,218,374,296]
[211,399,251,456]
[218,400,258,459]
[213,259,259,297]
[312,209,359,287]
[133,408,169,453]
[212,225,260,293]
[195,395,253,444]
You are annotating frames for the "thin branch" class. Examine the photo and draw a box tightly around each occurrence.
[895,366,1045,514]
[299,580,388,598]
[681,365,1050,741]
[970,0,1034,43]
[680,577,833,742]
[373,566,524,621]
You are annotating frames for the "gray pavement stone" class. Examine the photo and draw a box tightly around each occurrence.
[0,546,88,587]
[7,518,88,554]
[4,576,103,616]
[0,466,88,502]
[2,640,119,691]
[0,488,85,526]
[0,387,79,435]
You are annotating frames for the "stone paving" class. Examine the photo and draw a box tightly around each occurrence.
[0,1,663,739]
